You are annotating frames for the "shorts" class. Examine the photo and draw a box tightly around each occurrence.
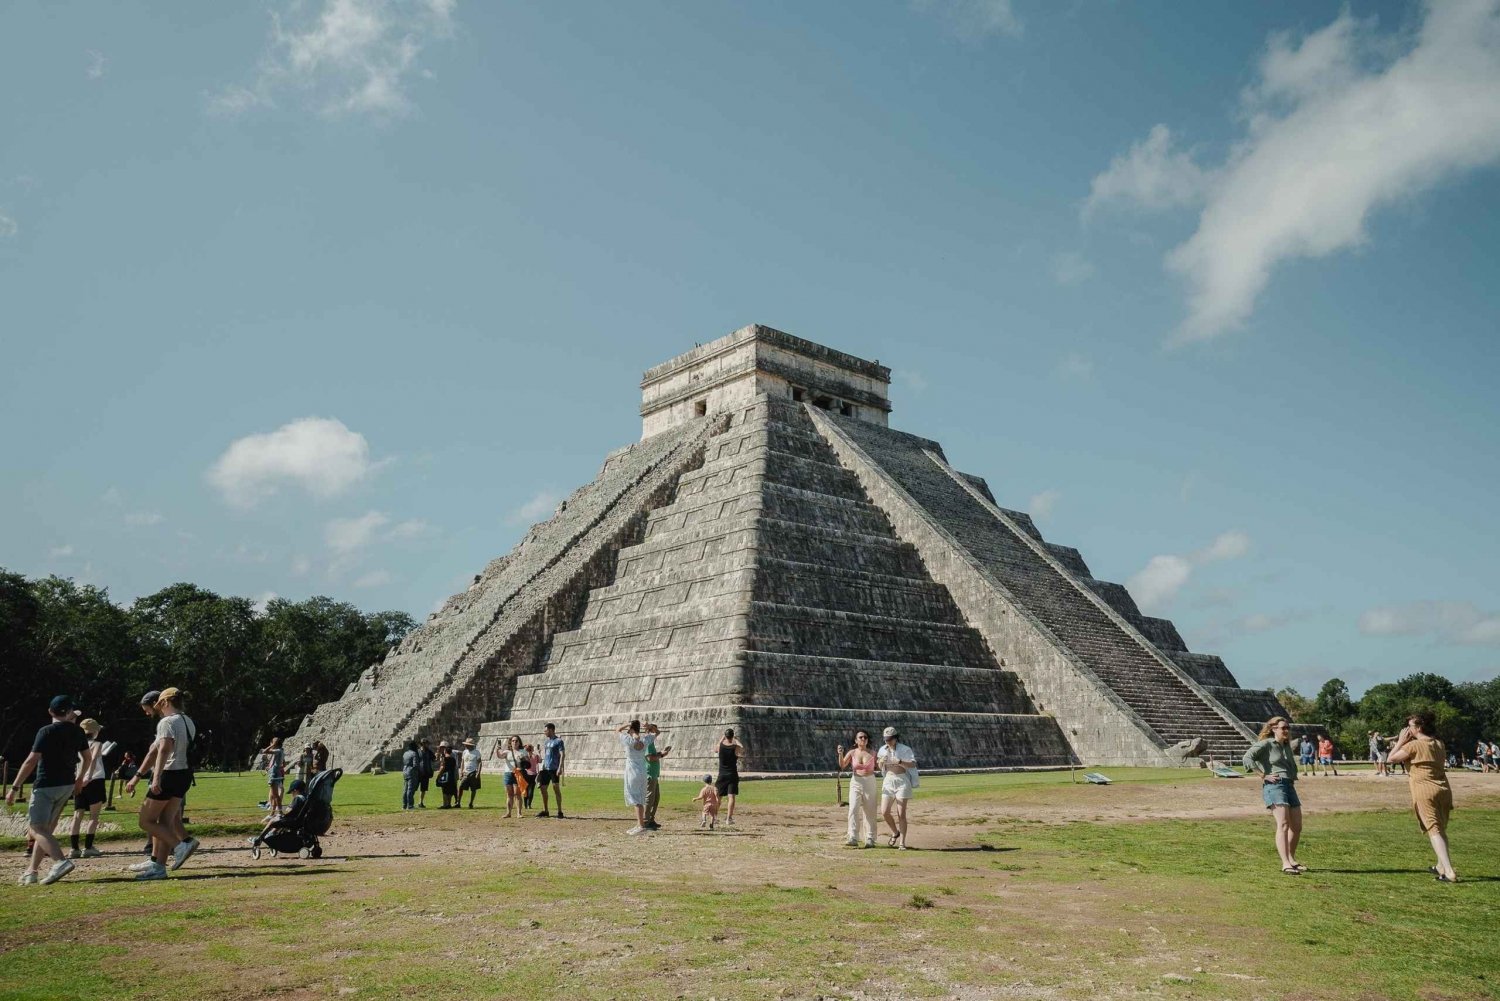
[28,783,74,830]
[882,775,914,801]
[268,775,284,789]
[1318,756,1332,765]
[419,775,430,792]
[147,769,193,802]
[537,768,559,786]
[1261,779,1301,810]
[715,775,739,797]
[460,774,481,792]
[74,778,107,810]
[502,770,517,787]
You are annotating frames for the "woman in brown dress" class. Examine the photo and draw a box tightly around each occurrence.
[1386,710,1457,883]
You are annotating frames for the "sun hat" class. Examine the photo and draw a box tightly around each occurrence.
[882,726,898,739]
[49,695,76,714]
[140,690,161,706]
[462,738,475,747]
[79,718,102,736]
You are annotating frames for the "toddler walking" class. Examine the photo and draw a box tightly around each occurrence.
[693,774,720,830]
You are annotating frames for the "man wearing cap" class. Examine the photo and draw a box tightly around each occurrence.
[5,695,95,885]
[68,718,110,858]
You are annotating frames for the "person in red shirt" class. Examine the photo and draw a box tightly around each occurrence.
[1314,735,1338,777]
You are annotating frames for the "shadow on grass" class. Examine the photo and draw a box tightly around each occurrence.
[88,867,341,883]
[1316,868,1498,882]
[918,844,1018,853]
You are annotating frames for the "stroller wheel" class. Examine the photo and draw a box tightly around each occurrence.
[250,845,262,860]
[299,847,311,859]
[311,844,323,859]
[270,850,279,858]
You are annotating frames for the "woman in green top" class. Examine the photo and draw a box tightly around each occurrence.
[1242,716,1305,875]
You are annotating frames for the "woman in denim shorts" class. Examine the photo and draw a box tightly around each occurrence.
[1243,716,1304,875]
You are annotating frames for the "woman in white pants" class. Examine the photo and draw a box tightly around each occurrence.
[837,730,879,848]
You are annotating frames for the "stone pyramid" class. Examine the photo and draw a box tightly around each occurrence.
[294,325,1285,774]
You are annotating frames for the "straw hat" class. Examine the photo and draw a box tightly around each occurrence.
[80,718,102,736]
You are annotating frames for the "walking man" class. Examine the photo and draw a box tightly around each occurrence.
[6,695,93,885]
[535,723,566,818]
[643,723,672,831]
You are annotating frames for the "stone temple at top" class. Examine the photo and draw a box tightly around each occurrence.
[294,324,1288,774]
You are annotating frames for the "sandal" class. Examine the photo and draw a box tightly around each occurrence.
[1292,863,1308,872]
[1436,873,1459,883]
[1281,866,1301,875]
[887,835,900,848]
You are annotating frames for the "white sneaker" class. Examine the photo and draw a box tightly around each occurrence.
[844,838,859,847]
[626,826,645,836]
[41,859,75,885]
[81,847,103,858]
[170,837,200,871]
[135,861,168,881]
[865,839,876,849]
[18,871,38,885]
[128,859,159,872]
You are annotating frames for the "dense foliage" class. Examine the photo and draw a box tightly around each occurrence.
[0,569,415,771]
[1276,673,1500,758]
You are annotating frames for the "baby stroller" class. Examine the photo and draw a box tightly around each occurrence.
[249,767,342,859]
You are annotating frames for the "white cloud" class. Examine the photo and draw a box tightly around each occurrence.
[1050,251,1095,286]
[352,569,394,588]
[1084,125,1210,218]
[291,554,312,576]
[86,50,107,80]
[1358,600,1500,646]
[209,0,457,120]
[385,517,430,541]
[1127,530,1252,613]
[48,544,75,558]
[0,212,16,238]
[325,510,390,553]
[913,0,1022,40]
[124,511,165,527]
[1056,350,1094,382]
[208,416,379,509]
[1087,2,1500,342]
[1028,489,1061,521]
[252,590,279,614]
[508,490,560,526]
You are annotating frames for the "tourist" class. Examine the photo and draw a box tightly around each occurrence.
[1369,731,1388,777]
[68,718,109,858]
[401,739,421,811]
[1243,716,1304,875]
[134,690,162,857]
[312,740,330,775]
[617,720,649,835]
[435,741,458,808]
[499,735,527,819]
[6,695,91,885]
[1488,739,1499,773]
[837,730,879,848]
[1386,710,1457,883]
[536,723,565,818]
[1298,734,1315,770]
[715,728,744,826]
[259,737,286,817]
[1316,734,1338,777]
[522,744,539,810]
[459,738,482,808]
[693,774,720,829]
[417,738,436,809]
[297,744,314,785]
[127,688,200,880]
[876,727,917,850]
[643,723,672,831]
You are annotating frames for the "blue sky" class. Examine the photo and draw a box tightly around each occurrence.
[3,0,1497,698]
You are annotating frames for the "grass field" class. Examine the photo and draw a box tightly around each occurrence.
[3,768,1496,1000]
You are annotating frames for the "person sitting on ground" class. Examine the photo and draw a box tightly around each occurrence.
[68,718,109,858]
[1386,710,1457,883]
[693,775,720,830]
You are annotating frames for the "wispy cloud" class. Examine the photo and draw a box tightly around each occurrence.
[352,568,394,588]
[48,544,75,559]
[1086,3,1500,343]
[1127,529,1251,613]
[1028,488,1061,521]
[1358,600,1500,646]
[913,0,1023,40]
[209,0,457,120]
[507,489,560,526]
[207,416,382,509]
[85,50,107,80]
[325,510,391,554]
[124,511,165,527]
[0,211,16,238]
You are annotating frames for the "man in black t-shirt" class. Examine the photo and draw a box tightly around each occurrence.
[5,695,94,885]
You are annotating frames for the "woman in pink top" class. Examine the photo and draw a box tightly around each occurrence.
[836,730,879,848]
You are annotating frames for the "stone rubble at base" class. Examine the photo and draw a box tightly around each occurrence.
[293,324,1286,775]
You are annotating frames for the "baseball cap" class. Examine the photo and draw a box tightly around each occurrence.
[882,726,898,739]
[155,687,181,704]
[140,690,161,706]
[49,695,75,714]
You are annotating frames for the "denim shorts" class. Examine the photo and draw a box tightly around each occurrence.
[1261,779,1301,809]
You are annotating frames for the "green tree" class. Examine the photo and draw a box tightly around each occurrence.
[1276,687,1314,722]
[1313,678,1355,725]
[0,569,43,765]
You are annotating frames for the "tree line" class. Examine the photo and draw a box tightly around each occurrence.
[1277,673,1500,758]
[0,569,415,771]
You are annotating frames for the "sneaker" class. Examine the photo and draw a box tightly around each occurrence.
[864,839,876,849]
[726,817,735,825]
[41,859,76,885]
[81,846,103,858]
[626,826,645,836]
[644,821,661,830]
[257,802,269,810]
[170,837,200,871]
[417,803,427,809]
[18,871,37,885]
[555,812,565,819]
[536,811,550,818]
[134,861,168,881]
[844,838,859,847]
[68,848,82,859]
[709,818,716,830]
[128,859,160,872]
